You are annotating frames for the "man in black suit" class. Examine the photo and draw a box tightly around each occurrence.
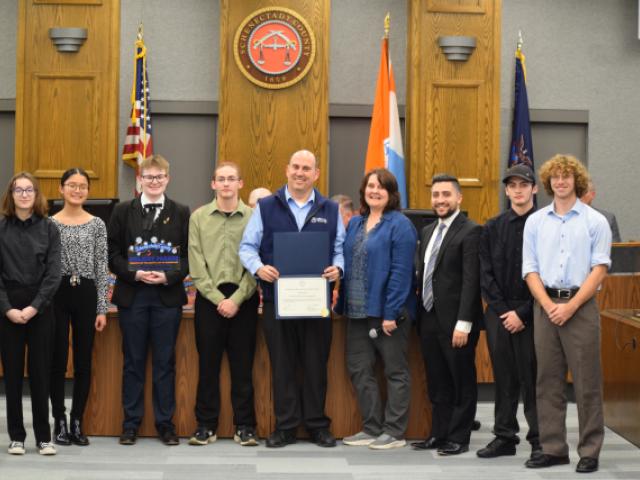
[411,174,483,456]
[108,154,190,446]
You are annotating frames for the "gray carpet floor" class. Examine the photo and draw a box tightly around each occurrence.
[0,398,637,479]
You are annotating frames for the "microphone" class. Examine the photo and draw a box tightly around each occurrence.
[369,311,408,339]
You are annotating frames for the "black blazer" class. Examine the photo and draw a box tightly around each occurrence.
[416,213,483,335]
[108,197,190,308]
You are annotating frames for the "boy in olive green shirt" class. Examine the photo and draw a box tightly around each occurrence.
[188,162,258,446]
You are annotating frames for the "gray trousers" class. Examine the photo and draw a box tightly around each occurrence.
[533,297,604,459]
[346,317,411,439]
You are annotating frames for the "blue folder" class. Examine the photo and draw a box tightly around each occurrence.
[273,231,330,319]
[273,231,330,275]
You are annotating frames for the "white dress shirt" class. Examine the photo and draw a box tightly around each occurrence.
[422,210,472,334]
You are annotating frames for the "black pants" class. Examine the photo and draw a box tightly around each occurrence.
[0,286,54,444]
[118,286,181,433]
[262,302,332,432]
[50,278,97,421]
[193,287,258,430]
[418,308,479,445]
[485,306,539,446]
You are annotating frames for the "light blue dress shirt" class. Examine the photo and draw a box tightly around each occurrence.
[239,187,345,275]
[522,199,611,289]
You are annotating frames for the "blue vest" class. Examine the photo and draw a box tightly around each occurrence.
[258,187,339,302]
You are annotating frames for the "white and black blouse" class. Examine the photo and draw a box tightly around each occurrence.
[51,217,109,315]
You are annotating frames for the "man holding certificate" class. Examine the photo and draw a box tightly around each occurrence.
[239,149,345,448]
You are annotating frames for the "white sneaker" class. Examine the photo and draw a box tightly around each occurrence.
[8,441,25,455]
[368,433,406,450]
[343,431,376,446]
[37,442,56,455]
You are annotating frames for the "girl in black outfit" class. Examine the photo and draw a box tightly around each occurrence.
[49,168,109,446]
[0,172,61,455]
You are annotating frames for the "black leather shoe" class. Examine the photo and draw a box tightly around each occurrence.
[576,457,598,473]
[411,437,444,450]
[472,420,481,431]
[266,429,297,448]
[309,429,336,448]
[437,441,469,456]
[54,417,72,446]
[69,418,89,446]
[525,453,570,468]
[160,429,180,446]
[119,429,137,445]
[476,438,516,458]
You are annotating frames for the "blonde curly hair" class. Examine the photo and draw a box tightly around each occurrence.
[538,154,590,198]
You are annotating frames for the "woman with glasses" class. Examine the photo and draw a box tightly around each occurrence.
[0,172,61,455]
[49,168,108,447]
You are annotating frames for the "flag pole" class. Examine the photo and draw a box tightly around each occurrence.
[517,29,523,52]
[384,12,390,38]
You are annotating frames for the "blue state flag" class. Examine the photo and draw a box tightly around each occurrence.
[508,49,534,169]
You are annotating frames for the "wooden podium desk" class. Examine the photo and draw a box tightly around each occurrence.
[601,309,640,448]
[82,311,433,439]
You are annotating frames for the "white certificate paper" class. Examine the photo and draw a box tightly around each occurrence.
[275,276,330,319]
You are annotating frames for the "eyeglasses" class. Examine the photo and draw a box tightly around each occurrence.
[13,188,35,196]
[141,174,168,183]
[214,176,239,183]
[63,183,89,191]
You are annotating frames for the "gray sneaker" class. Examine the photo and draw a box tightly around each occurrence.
[343,431,376,446]
[368,433,406,450]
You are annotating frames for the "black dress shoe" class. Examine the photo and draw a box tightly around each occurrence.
[476,437,516,458]
[437,441,469,456]
[69,418,89,446]
[309,428,336,447]
[525,453,570,468]
[576,457,598,473]
[266,429,297,448]
[471,420,481,431]
[54,417,72,446]
[160,429,180,446]
[411,437,444,450]
[119,429,137,445]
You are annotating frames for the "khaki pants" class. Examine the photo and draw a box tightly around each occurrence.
[533,297,604,459]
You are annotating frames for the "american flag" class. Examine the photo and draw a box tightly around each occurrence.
[122,35,153,173]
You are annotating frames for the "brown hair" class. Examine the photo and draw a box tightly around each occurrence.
[1,171,49,218]
[538,154,590,198]
[139,154,170,174]
[359,168,401,215]
[214,161,242,179]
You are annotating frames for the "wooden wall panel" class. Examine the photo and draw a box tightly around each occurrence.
[602,310,640,448]
[15,0,119,198]
[82,313,433,438]
[407,0,501,223]
[218,0,330,197]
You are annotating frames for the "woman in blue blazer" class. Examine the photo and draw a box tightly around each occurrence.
[337,168,417,450]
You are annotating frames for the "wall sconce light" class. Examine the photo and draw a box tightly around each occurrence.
[438,36,476,62]
[49,28,88,53]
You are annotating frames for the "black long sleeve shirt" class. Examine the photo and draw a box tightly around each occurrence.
[0,215,62,313]
[478,207,535,324]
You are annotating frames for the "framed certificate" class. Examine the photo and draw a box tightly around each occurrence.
[275,275,330,319]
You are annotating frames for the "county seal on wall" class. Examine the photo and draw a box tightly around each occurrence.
[233,7,316,89]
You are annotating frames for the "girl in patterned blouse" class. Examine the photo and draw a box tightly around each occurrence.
[49,168,109,447]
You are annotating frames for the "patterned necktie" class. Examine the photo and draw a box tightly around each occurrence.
[143,203,162,231]
[422,223,447,312]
